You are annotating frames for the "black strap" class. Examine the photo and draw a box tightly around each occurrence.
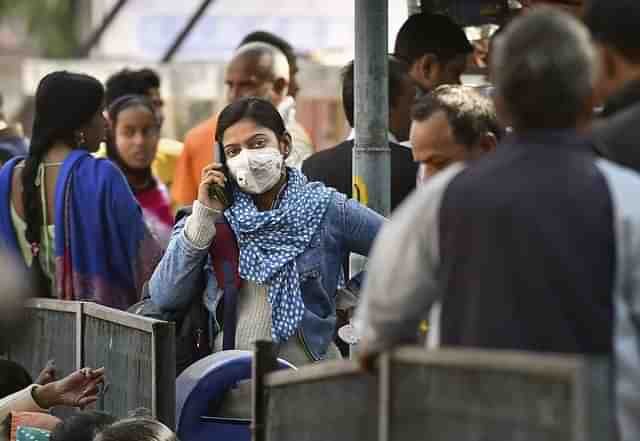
[222,261,239,350]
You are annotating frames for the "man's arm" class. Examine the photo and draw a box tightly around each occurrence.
[354,164,464,366]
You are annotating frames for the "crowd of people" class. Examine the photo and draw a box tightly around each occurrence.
[1,0,640,439]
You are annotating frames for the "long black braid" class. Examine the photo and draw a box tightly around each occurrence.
[22,71,103,296]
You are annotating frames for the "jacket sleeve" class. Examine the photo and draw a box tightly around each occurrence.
[148,215,210,312]
[339,195,386,257]
[354,164,464,356]
[0,386,46,421]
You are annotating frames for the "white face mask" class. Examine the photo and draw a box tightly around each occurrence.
[227,147,284,194]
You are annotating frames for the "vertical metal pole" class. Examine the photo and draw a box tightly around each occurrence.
[407,0,423,15]
[252,340,278,441]
[351,0,390,276]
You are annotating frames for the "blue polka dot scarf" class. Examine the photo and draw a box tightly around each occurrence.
[224,168,334,342]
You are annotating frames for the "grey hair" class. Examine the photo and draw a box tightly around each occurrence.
[491,7,598,130]
[234,41,290,83]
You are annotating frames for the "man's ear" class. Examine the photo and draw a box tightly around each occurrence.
[273,78,289,97]
[421,54,440,88]
[280,132,292,159]
[409,54,439,91]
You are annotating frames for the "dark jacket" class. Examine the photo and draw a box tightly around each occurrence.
[593,102,640,171]
[302,140,418,212]
[592,79,640,168]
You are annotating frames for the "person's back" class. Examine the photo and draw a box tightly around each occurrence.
[435,9,615,354]
[438,133,613,353]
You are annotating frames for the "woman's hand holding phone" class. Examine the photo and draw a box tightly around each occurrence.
[198,163,229,211]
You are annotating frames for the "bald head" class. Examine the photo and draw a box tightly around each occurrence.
[225,42,290,105]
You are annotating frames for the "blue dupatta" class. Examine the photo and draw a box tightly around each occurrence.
[0,150,162,309]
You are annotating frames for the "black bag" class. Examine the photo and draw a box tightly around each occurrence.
[128,283,211,376]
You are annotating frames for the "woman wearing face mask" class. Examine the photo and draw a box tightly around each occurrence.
[106,95,173,247]
[0,71,162,309]
[149,97,384,366]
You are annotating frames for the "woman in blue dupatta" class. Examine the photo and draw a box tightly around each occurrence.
[0,71,162,310]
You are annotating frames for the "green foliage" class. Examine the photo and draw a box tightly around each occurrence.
[0,0,79,58]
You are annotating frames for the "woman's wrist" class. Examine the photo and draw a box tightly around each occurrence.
[184,200,221,248]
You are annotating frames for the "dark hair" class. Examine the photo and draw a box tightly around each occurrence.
[394,13,473,65]
[105,94,158,178]
[215,97,287,157]
[0,360,32,398]
[105,69,160,108]
[412,85,502,147]
[341,56,411,128]
[585,0,640,64]
[95,418,177,441]
[50,411,116,441]
[23,71,103,295]
[240,31,296,70]
[137,69,161,90]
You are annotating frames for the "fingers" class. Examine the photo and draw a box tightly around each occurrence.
[201,163,224,178]
[88,367,105,378]
[201,173,226,189]
[77,396,98,408]
[78,367,104,379]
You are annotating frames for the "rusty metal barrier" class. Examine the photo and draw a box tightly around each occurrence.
[2,298,175,428]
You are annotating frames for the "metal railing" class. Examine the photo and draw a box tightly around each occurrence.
[255,346,612,441]
[2,299,175,428]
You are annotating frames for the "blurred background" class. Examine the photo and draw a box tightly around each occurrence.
[0,0,576,150]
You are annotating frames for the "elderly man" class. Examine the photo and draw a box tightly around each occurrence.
[356,9,640,439]
[171,42,291,207]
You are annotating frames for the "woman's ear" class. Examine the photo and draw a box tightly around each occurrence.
[280,132,292,159]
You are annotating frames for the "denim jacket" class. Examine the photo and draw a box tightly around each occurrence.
[149,191,384,360]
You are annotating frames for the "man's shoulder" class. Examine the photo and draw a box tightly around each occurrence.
[184,114,219,144]
[303,140,353,170]
[389,141,416,164]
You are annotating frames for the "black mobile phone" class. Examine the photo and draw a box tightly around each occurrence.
[207,165,234,207]
[208,143,235,207]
